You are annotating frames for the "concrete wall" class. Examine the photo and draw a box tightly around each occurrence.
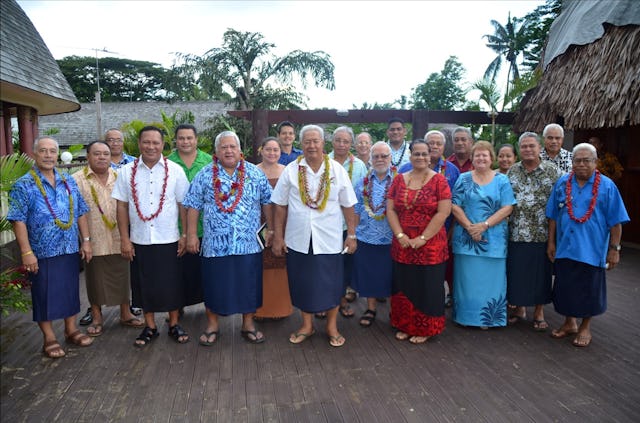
[38,100,229,146]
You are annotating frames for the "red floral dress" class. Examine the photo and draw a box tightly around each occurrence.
[387,173,451,337]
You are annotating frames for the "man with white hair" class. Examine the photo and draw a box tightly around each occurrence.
[546,142,629,348]
[541,123,573,174]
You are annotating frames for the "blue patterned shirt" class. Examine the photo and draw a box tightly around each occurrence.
[8,167,89,258]
[110,153,135,170]
[278,147,303,166]
[182,161,272,257]
[354,169,394,245]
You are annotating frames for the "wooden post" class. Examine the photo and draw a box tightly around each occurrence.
[0,104,12,156]
[17,106,34,156]
[251,109,268,163]
[411,110,429,141]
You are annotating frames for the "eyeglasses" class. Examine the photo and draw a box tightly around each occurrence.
[105,138,123,143]
[372,154,390,160]
[411,152,430,157]
[573,158,595,164]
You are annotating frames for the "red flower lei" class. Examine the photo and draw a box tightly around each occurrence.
[131,157,169,222]
[213,155,245,213]
[566,170,600,223]
[362,169,394,221]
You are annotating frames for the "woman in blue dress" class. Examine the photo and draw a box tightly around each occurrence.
[451,141,516,329]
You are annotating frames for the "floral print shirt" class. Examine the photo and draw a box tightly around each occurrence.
[507,161,560,242]
[540,148,572,174]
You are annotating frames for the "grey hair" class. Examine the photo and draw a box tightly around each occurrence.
[370,140,392,155]
[33,136,59,151]
[518,131,540,145]
[300,124,324,141]
[214,131,241,150]
[332,126,355,145]
[543,123,564,137]
[356,132,373,142]
[452,127,473,140]
[572,142,597,159]
[424,130,446,142]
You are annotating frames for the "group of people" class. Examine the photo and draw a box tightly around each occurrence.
[8,118,629,358]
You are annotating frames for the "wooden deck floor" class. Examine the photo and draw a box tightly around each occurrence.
[2,247,639,422]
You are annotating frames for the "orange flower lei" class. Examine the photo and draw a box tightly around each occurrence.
[297,155,331,211]
[131,157,169,222]
[84,166,117,230]
[212,155,245,213]
[30,169,74,230]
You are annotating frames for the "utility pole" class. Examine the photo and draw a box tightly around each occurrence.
[93,47,118,139]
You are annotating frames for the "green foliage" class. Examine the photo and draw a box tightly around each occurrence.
[521,0,563,71]
[201,114,253,157]
[411,56,467,110]
[57,55,179,102]
[67,144,84,157]
[173,29,336,110]
[0,153,34,315]
[43,127,60,136]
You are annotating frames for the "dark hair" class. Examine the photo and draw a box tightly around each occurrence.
[387,117,405,127]
[497,143,516,156]
[174,124,197,138]
[138,125,165,140]
[409,139,430,152]
[86,140,110,154]
[277,121,295,134]
[261,136,280,148]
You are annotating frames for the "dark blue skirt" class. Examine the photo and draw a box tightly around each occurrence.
[553,258,606,317]
[507,242,552,306]
[352,242,392,297]
[201,253,262,315]
[287,249,343,313]
[30,253,80,322]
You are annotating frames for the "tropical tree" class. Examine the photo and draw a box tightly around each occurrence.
[173,29,336,110]
[57,56,180,102]
[483,13,530,101]
[521,0,563,71]
[411,56,467,110]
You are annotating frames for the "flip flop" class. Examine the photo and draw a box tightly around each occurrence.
[395,331,409,341]
[339,304,355,318]
[241,329,265,344]
[572,334,592,348]
[409,335,430,344]
[328,334,345,347]
[199,331,219,346]
[42,340,66,359]
[289,329,315,344]
[532,319,549,332]
[550,327,578,339]
[314,312,327,319]
[120,317,145,328]
[65,330,93,347]
[87,323,103,337]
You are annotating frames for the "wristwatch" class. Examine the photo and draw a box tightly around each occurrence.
[609,244,621,251]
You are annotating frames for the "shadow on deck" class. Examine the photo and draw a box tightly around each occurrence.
[1,248,639,422]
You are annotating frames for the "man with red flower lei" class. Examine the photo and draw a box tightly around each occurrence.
[112,126,190,347]
[546,143,629,348]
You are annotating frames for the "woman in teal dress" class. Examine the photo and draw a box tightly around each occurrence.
[451,141,516,329]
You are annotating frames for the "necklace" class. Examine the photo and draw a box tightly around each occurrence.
[30,169,74,230]
[435,156,446,176]
[131,157,169,222]
[84,166,117,229]
[362,169,393,221]
[402,171,428,210]
[390,142,407,167]
[213,156,245,213]
[566,170,600,223]
[347,154,354,180]
[297,155,331,211]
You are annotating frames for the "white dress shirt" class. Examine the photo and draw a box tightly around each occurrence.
[271,157,357,255]
[112,158,189,245]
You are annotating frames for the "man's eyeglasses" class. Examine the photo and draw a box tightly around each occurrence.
[573,158,595,164]
[372,154,390,160]
[106,138,123,144]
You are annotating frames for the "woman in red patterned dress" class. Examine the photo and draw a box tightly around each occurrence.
[386,139,452,344]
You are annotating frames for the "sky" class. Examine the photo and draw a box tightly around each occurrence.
[17,0,545,109]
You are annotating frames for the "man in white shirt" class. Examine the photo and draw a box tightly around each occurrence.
[271,125,358,348]
[112,126,190,347]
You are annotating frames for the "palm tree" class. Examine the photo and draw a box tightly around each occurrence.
[483,13,529,101]
[175,29,335,110]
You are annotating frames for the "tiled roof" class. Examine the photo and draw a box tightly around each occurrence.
[0,0,79,115]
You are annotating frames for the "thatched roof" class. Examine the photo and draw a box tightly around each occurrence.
[514,24,640,132]
[0,0,79,115]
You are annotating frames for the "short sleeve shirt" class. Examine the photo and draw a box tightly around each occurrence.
[354,169,394,245]
[541,148,573,174]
